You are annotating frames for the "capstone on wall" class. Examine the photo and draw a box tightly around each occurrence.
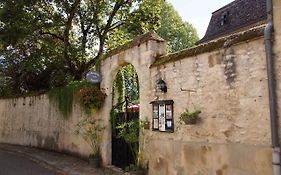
[144,38,273,175]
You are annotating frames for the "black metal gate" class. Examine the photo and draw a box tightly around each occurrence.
[111,110,139,169]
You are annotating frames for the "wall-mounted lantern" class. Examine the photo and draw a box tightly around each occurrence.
[156,79,167,93]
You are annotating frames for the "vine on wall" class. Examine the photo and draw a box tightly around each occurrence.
[48,81,106,119]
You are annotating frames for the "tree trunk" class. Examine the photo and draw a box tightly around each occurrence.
[73,73,83,81]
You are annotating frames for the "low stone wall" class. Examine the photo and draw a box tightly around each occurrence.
[0,95,92,157]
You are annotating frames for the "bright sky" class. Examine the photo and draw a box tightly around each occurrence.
[168,0,234,38]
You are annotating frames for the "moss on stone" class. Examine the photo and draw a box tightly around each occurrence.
[151,25,265,67]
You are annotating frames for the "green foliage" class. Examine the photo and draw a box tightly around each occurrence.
[110,107,119,137]
[117,120,144,165]
[0,0,198,96]
[48,81,106,118]
[122,64,139,103]
[126,0,163,36]
[179,109,201,124]
[114,69,125,110]
[125,164,145,172]
[0,0,69,95]
[157,2,199,52]
[106,28,132,51]
[107,1,199,52]
[0,0,162,84]
[75,117,105,155]
[75,86,106,114]
[106,0,164,50]
[113,64,139,108]
[0,36,69,96]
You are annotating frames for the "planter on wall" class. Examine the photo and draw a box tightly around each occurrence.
[182,117,198,125]
[180,110,201,125]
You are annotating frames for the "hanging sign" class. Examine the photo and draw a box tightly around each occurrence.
[86,71,101,84]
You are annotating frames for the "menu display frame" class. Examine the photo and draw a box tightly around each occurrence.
[150,100,174,132]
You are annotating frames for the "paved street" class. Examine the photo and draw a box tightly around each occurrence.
[0,144,123,175]
[0,149,58,175]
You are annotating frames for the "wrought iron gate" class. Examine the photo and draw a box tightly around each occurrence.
[111,99,139,169]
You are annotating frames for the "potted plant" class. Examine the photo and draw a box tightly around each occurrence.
[180,109,201,124]
[89,149,102,168]
[75,117,105,168]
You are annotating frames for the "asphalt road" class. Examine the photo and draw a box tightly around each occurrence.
[0,149,58,175]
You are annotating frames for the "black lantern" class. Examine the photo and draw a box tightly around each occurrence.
[157,79,167,93]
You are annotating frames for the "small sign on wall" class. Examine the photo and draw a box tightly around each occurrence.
[150,100,174,132]
[86,70,101,84]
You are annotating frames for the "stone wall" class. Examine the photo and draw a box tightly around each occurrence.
[99,33,167,164]
[0,95,92,157]
[273,0,281,142]
[144,38,273,175]
[0,29,276,174]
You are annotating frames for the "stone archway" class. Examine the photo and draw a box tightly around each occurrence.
[111,63,139,169]
[98,31,166,165]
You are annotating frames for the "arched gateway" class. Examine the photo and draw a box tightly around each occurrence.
[98,31,166,165]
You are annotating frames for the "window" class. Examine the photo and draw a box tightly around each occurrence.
[220,11,229,26]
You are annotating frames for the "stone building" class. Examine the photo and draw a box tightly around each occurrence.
[0,0,281,174]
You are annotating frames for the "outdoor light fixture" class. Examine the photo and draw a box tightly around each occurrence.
[157,79,167,93]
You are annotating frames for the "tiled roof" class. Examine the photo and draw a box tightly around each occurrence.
[197,0,266,44]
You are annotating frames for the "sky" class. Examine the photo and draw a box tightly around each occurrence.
[168,0,234,38]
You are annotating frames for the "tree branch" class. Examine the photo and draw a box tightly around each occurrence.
[63,0,81,73]
[84,0,129,72]
[101,1,123,36]
[108,21,125,31]
[39,31,66,43]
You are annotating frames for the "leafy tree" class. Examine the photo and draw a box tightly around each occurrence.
[0,0,198,96]
[108,1,199,52]
[0,0,162,95]
[114,64,139,106]
[157,2,199,52]
[107,0,163,50]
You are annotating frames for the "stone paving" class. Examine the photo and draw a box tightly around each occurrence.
[0,143,124,175]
